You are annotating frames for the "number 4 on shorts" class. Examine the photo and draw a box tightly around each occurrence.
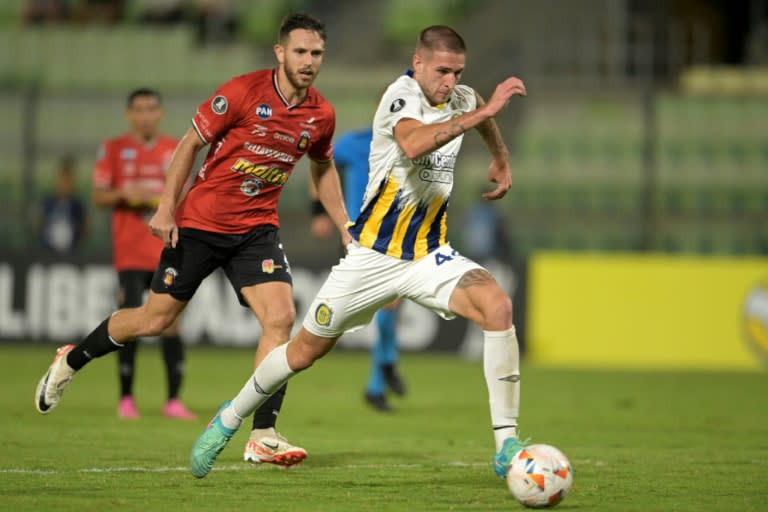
[434,249,456,266]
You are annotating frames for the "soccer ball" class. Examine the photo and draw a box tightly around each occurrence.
[506,443,573,508]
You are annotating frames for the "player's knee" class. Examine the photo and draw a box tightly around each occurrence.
[481,293,513,329]
[264,308,296,331]
[287,337,331,371]
[145,312,177,337]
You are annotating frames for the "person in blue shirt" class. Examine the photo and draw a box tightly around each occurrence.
[39,155,88,254]
[310,126,407,412]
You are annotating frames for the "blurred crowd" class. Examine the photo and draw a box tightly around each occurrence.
[22,0,238,43]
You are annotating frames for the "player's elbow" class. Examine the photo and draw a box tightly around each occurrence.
[399,142,426,161]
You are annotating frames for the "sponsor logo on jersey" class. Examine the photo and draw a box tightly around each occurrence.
[314,303,332,327]
[256,103,272,119]
[120,148,138,160]
[300,117,318,130]
[273,132,295,143]
[390,98,406,112]
[211,95,228,115]
[231,158,289,185]
[418,168,453,184]
[413,151,458,171]
[243,142,296,163]
[163,267,178,287]
[297,131,311,151]
[251,124,268,137]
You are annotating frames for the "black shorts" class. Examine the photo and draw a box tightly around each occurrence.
[118,270,154,308]
[150,225,292,307]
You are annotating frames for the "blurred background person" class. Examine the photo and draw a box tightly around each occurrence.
[38,155,88,254]
[310,119,408,412]
[92,87,195,420]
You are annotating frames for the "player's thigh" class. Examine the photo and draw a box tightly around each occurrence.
[447,268,511,328]
[117,270,153,308]
[400,244,485,320]
[239,281,295,333]
[302,242,401,338]
[149,229,222,302]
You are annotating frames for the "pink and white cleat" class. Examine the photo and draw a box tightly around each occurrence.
[117,396,140,419]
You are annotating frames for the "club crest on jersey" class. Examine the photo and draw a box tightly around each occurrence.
[240,177,264,196]
[297,130,311,151]
[256,103,272,119]
[261,259,275,274]
[163,267,178,288]
[211,96,228,115]
[390,98,406,112]
[314,303,333,327]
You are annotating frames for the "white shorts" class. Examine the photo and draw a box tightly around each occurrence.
[302,241,484,338]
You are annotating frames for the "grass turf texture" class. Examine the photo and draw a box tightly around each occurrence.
[1,343,766,511]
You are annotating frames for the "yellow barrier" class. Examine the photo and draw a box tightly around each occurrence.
[528,253,768,369]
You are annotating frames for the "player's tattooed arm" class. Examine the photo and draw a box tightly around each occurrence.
[434,122,466,147]
[475,92,509,163]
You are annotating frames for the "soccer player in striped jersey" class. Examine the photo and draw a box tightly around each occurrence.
[191,24,527,480]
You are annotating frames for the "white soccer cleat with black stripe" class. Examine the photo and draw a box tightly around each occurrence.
[35,344,77,414]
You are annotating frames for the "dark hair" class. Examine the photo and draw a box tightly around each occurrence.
[126,87,162,108]
[417,25,466,53]
[278,12,326,43]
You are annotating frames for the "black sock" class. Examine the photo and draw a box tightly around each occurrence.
[67,317,123,371]
[161,335,184,400]
[252,382,287,430]
[117,340,138,397]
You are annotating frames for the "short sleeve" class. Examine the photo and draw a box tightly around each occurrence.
[92,142,114,189]
[192,77,247,144]
[308,107,335,162]
[378,80,422,134]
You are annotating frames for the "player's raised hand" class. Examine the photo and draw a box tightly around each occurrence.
[484,77,526,117]
[482,159,512,200]
[148,209,179,248]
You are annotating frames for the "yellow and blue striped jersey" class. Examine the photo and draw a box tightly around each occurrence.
[348,75,477,260]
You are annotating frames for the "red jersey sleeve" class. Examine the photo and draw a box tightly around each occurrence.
[308,105,335,162]
[92,141,115,189]
[192,77,248,144]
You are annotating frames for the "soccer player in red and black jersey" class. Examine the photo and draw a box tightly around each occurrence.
[92,88,196,421]
[35,12,351,468]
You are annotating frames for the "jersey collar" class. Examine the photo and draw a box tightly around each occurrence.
[272,68,309,110]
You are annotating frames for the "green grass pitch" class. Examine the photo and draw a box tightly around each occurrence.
[2,343,767,511]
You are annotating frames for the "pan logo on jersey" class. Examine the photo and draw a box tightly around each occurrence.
[314,303,333,327]
[163,267,178,288]
[211,96,228,115]
[256,103,272,119]
[390,98,406,113]
[297,131,311,151]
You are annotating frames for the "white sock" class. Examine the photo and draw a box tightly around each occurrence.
[483,326,520,451]
[220,344,295,430]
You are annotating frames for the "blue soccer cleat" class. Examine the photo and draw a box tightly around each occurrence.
[190,400,237,478]
[493,436,528,479]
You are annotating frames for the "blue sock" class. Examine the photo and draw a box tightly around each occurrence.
[366,309,399,394]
